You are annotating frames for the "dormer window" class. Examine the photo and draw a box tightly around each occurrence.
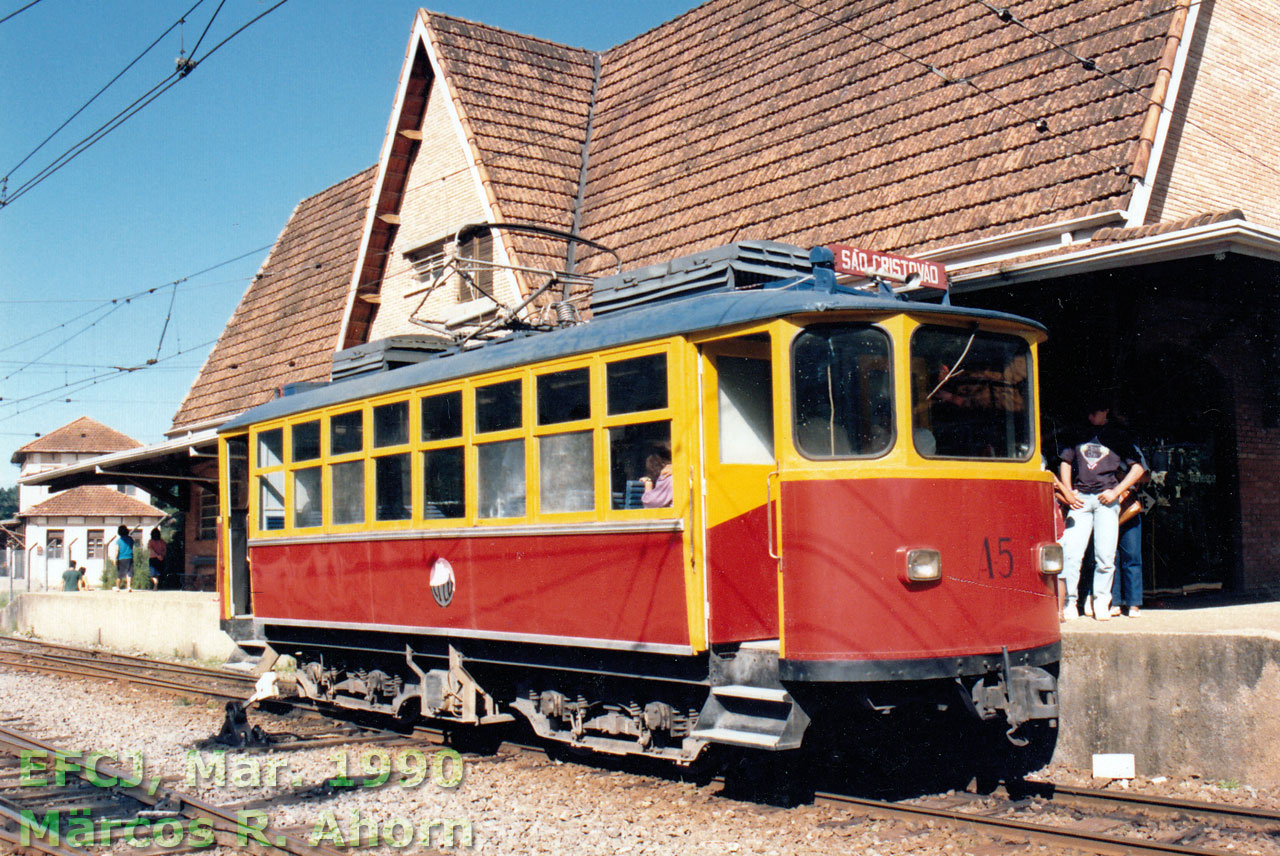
[407,231,494,304]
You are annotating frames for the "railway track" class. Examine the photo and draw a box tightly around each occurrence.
[0,722,347,856]
[0,637,257,701]
[2,637,1278,855]
[822,780,1280,855]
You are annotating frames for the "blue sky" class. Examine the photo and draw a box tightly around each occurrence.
[0,0,694,486]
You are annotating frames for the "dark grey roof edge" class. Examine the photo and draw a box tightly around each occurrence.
[220,287,1044,433]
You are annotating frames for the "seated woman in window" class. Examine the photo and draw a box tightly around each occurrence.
[640,445,673,508]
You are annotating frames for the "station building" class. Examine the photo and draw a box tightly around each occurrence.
[6,417,163,588]
[24,0,1280,597]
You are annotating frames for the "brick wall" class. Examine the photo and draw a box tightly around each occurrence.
[369,80,519,340]
[1147,0,1280,229]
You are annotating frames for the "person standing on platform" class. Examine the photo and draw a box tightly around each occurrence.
[147,528,167,590]
[113,525,135,592]
[1057,401,1146,621]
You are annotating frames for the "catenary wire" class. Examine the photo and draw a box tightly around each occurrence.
[2,0,206,183]
[0,243,271,357]
[0,0,290,209]
[966,0,1280,179]
[0,0,45,26]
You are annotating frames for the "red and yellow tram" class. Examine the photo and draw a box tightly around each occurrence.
[217,242,1061,764]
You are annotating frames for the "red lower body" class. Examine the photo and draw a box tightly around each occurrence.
[778,477,1060,663]
[248,529,690,648]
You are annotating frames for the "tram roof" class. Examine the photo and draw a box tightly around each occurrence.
[220,284,1044,433]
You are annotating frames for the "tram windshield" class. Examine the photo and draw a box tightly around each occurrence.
[910,325,1033,460]
[792,324,894,458]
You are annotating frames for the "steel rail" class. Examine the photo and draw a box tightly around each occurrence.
[0,653,252,701]
[816,789,1260,856]
[1013,779,1280,829]
[0,725,345,856]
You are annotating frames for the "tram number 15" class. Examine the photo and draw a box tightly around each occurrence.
[982,537,1013,578]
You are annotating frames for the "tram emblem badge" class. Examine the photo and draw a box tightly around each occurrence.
[429,558,455,608]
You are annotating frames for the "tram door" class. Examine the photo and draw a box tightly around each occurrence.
[698,335,780,643]
[224,435,251,616]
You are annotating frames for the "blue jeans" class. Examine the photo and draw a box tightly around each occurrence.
[1112,516,1143,608]
[1059,493,1119,611]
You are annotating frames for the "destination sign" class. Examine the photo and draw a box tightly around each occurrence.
[828,245,948,290]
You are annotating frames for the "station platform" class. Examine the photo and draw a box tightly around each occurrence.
[1,590,236,662]
[1056,595,1280,785]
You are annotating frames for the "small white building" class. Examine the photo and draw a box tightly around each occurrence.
[7,417,163,589]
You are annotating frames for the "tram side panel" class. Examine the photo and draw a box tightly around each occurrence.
[778,476,1059,670]
[247,530,692,649]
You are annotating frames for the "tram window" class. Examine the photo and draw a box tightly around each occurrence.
[423,447,465,519]
[477,439,525,518]
[292,466,322,528]
[257,429,284,469]
[911,326,1033,460]
[792,325,893,458]
[476,380,522,434]
[374,453,412,521]
[258,472,285,531]
[540,431,594,513]
[422,391,462,441]
[330,460,365,524]
[374,401,409,448]
[537,368,590,425]
[331,410,364,456]
[292,421,321,462]
[609,421,672,509]
[718,356,774,464]
[607,354,667,415]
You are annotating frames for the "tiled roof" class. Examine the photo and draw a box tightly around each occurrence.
[18,486,166,520]
[169,167,377,432]
[424,12,597,279]
[12,417,141,463]
[418,0,1179,281]
[1090,208,1245,243]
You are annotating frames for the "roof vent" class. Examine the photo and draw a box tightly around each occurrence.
[589,241,811,317]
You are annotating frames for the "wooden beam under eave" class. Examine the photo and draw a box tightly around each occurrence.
[398,129,423,141]
[378,213,401,225]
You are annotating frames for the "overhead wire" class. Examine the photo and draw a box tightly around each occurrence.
[0,242,272,358]
[0,338,220,421]
[0,0,45,26]
[2,0,206,184]
[0,0,291,209]
[967,0,1280,180]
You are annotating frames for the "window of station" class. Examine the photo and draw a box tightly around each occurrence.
[87,529,104,559]
[421,390,464,519]
[47,530,64,560]
[792,325,893,458]
[910,326,1033,460]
